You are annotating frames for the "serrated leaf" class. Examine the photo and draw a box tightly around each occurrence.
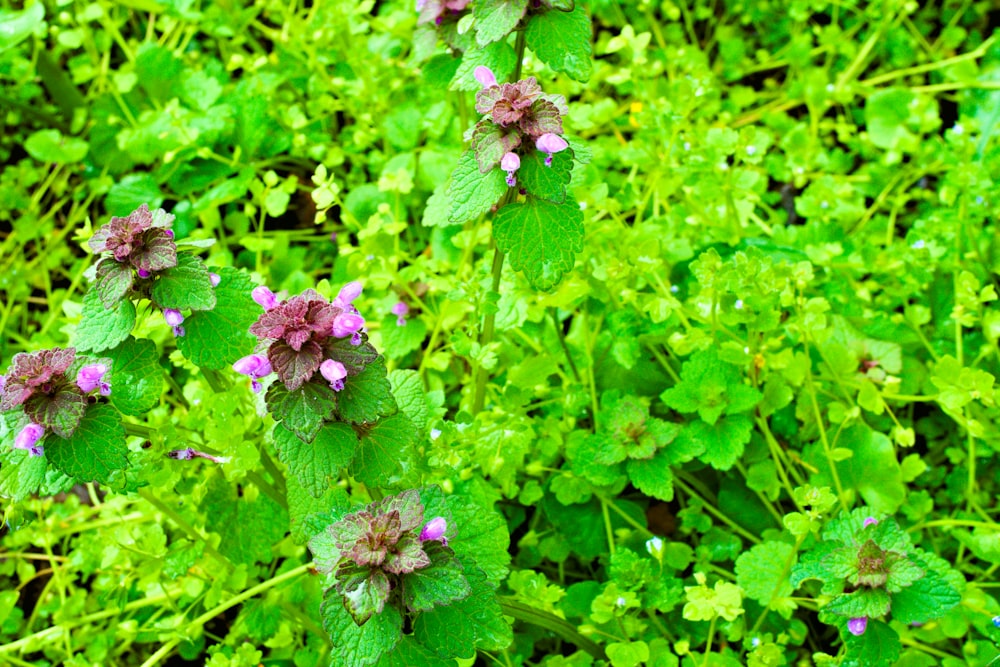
[450,40,516,92]
[336,562,392,625]
[131,230,177,273]
[388,370,429,429]
[735,541,797,613]
[351,413,416,487]
[687,415,754,471]
[374,636,441,667]
[270,339,324,392]
[889,561,961,624]
[203,476,288,566]
[474,0,528,46]
[266,381,338,443]
[627,451,677,502]
[105,336,162,416]
[45,403,127,485]
[0,445,48,502]
[337,357,398,424]
[493,196,584,291]
[274,422,357,498]
[176,267,258,369]
[74,288,136,353]
[150,252,216,311]
[287,474,349,544]
[525,5,592,82]
[518,148,573,203]
[23,387,87,438]
[448,150,509,225]
[381,316,429,360]
[843,618,900,667]
[95,259,134,309]
[413,567,512,657]
[323,336,380,377]
[402,541,471,612]
[472,121,521,173]
[421,181,453,228]
[826,587,892,618]
[321,593,401,667]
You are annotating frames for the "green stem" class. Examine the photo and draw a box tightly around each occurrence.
[35,49,86,120]
[499,599,606,660]
[472,241,507,414]
[139,562,314,667]
[246,471,288,510]
[123,423,155,440]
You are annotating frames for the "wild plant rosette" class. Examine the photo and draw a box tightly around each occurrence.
[793,509,964,660]
[306,486,512,666]
[0,347,129,486]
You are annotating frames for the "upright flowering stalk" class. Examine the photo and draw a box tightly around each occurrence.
[469,67,570,184]
[237,284,376,393]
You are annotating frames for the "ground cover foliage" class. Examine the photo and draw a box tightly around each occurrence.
[1,0,1000,665]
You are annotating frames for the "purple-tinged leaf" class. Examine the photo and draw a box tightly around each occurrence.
[383,532,431,575]
[322,335,380,376]
[23,386,87,438]
[335,563,392,626]
[130,228,177,273]
[519,99,563,137]
[265,380,338,443]
[95,259,135,309]
[401,540,470,611]
[270,339,324,391]
[472,121,521,173]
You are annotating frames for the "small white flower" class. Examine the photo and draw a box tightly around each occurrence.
[911,239,925,249]
[746,145,756,155]
[734,299,744,310]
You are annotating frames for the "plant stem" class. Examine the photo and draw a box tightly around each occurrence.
[139,562,314,667]
[472,241,507,414]
[499,599,605,660]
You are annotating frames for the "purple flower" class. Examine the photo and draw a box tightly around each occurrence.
[474,66,498,89]
[320,359,348,392]
[535,133,568,167]
[863,517,878,528]
[419,517,448,544]
[332,312,365,339]
[137,268,151,278]
[391,302,410,326]
[167,447,230,464]
[333,281,363,309]
[233,354,273,393]
[501,152,520,187]
[76,363,110,396]
[14,423,45,456]
[209,272,221,287]
[163,309,185,337]
[847,617,868,636]
[252,286,279,311]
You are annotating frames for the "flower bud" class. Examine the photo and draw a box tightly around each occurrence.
[335,281,363,307]
[137,268,151,278]
[863,517,878,528]
[163,309,184,327]
[847,617,868,636]
[251,286,279,310]
[14,423,45,456]
[645,536,665,561]
[419,517,448,543]
[320,359,348,391]
[76,364,109,393]
[209,272,221,287]
[474,66,498,89]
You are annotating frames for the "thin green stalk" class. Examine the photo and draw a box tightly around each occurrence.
[137,489,233,571]
[139,562,314,667]
[499,599,605,660]
[675,478,761,545]
[550,308,581,383]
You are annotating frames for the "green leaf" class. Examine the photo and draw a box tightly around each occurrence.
[889,559,961,624]
[321,594,401,667]
[402,541,471,612]
[266,381,339,443]
[287,474,349,544]
[105,336,163,417]
[95,259,134,309]
[450,40,516,92]
[45,403,127,485]
[864,88,914,150]
[176,268,258,369]
[518,148,573,203]
[606,641,650,667]
[474,0,528,46]
[0,3,45,52]
[808,424,906,514]
[448,150,509,225]
[413,567,512,656]
[380,315,429,360]
[735,541,797,614]
[24,129,89,163]
[0,444,47,502]
[388,370,429,430]
[843,618,900,667]
[627,450,678,502]
[686,415,754,471]
[324,336,380,377]
[493,196,584,291]
[525,5,593,82]
[351,413,416,487]
[374,636,441,667]
[335,562,392,625]
[150,252,216,311]
[274,422,357,498]
[337,357,398,424]
[826,587,892,618]
[74,288,136,353]
[661,349,761,425]
[203,476,288,566]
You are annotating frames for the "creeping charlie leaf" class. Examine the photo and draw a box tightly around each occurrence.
[493,196,585,291]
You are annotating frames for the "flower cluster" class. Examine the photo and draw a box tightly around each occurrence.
[470,67,569,186]
[0,347,111,455]
[416,0,469,27]
[315,489,461,626]
[234,283,370,393]
[89,205,178,306]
